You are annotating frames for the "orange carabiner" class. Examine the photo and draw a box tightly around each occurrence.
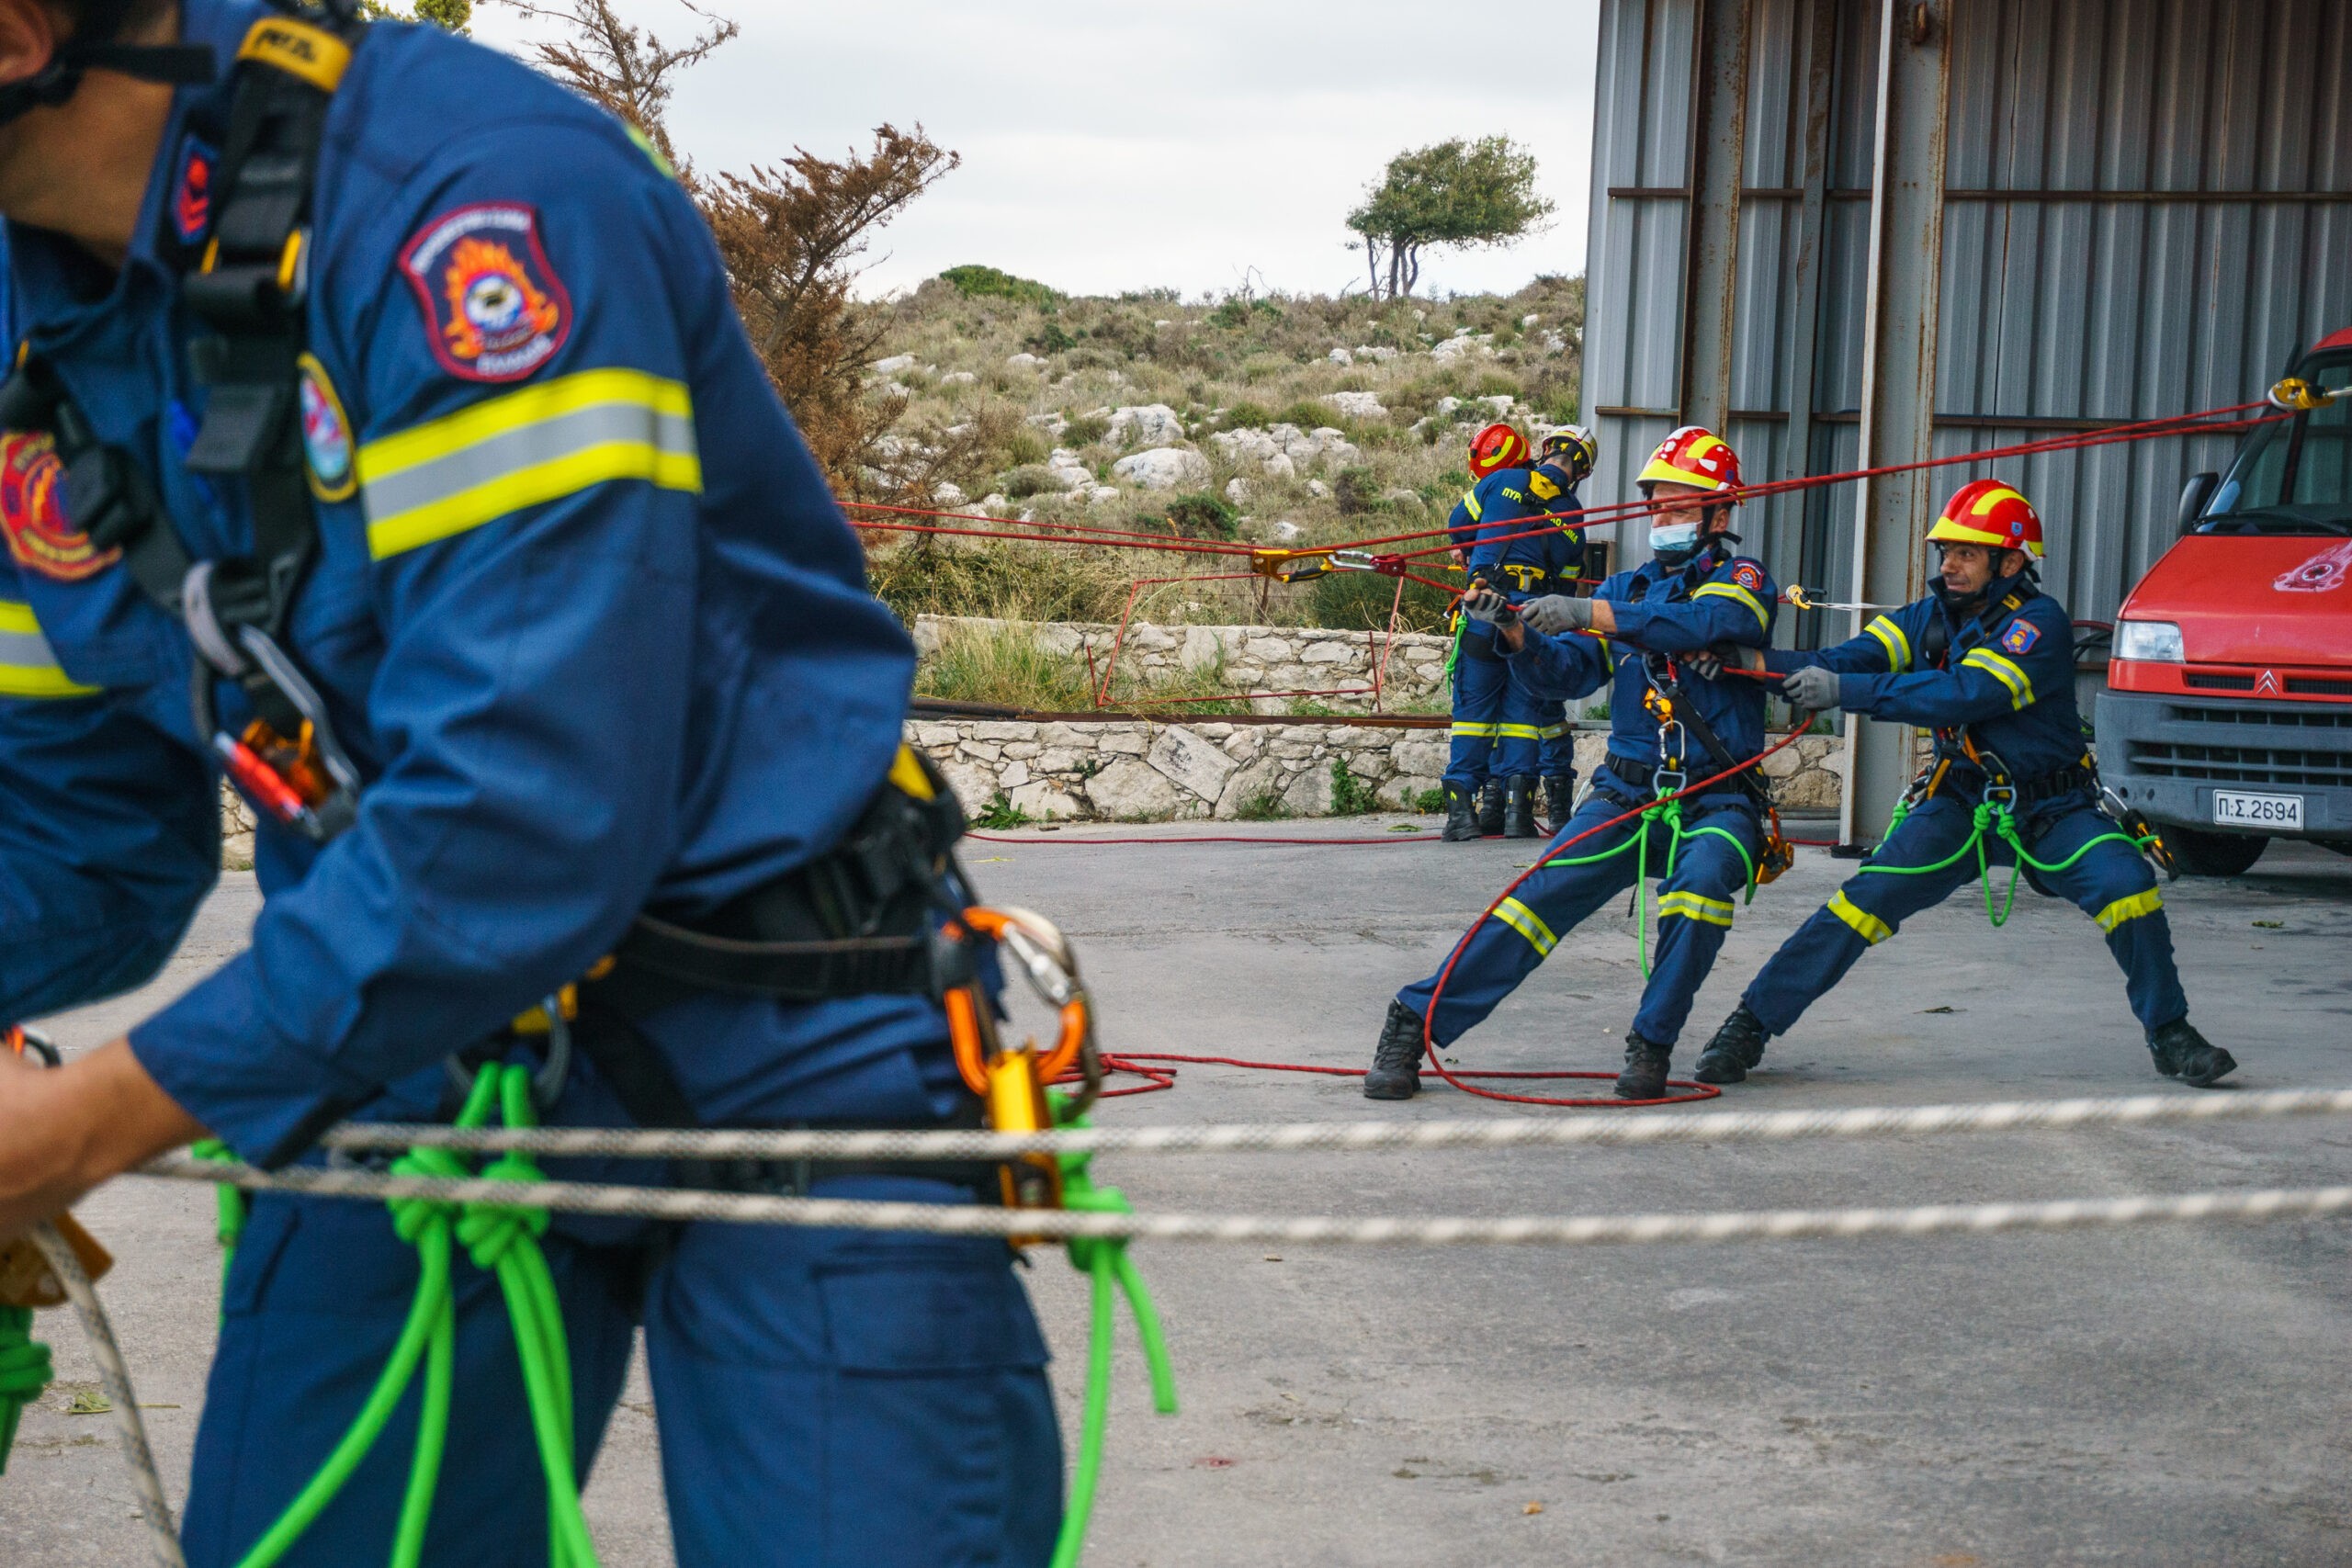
[958,908,1092,1081]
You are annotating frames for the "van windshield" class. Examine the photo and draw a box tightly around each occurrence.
[2203,350,2352,535]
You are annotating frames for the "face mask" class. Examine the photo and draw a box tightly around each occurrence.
[1649,520,1702,564]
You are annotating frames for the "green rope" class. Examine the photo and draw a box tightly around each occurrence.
[0,1304,51,1476]
[218,1061,601,1568]
[1048,1096,1178,1568]
[1856,800,2157,931]
[1535,794,1762,980]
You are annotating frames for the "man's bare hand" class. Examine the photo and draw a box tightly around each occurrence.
[0,1040,208,1235]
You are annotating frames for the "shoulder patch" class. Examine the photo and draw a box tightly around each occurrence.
[170,134,216,247]
[399,203,572,383]
[1999,618,2041,655]
[0,434,118,583]
[1731,561,1764,592]
[297,354,357,502]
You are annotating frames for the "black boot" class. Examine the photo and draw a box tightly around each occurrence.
[1440,783,1481,842]
[1364,1000,1428,1100]
[2149,1018,2237,1088]
[1692,1003,1769,1084]
[1615,1029,1672,1100]
[1503,775,1541,839]
[1542,774,1577,832]
[1477,782,1506,837]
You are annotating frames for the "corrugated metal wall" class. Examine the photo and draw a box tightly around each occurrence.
[1582,0,2352,633]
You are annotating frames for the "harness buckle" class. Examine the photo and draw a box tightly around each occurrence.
[187,565,362,843]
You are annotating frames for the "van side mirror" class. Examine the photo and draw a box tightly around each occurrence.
[2177,472,2219,535]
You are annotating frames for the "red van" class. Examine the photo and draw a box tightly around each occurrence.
[2097,329,2352,875]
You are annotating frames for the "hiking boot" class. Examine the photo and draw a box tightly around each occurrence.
[2150,1018,2237,1088]
[1440,783,1482,842]
[1542,774,1577,833]
[1364,1001,1429,1100]
[1477,782,1506,837]
[1503,775,1542,839]
[1615,1030,1673,1100]
[1692,1003,1769,1085]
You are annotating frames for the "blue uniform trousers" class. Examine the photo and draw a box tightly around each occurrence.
[182,1181,1061,1567]
[1397,784,1760,1047]
[1444,628,1556,789]
[1537,706,1576,782]
[1742,792,2188,1040]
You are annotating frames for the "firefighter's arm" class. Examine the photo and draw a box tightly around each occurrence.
[1759,611,1912,677]
[125,130,734,1166]
[0,585,220,1024]
[1842,609,2072,726]
[1611,558,1778,651]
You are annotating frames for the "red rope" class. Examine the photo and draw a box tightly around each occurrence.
[1065,1052,1717,1106]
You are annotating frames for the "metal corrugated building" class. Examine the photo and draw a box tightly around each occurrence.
[1580,0,2352,837]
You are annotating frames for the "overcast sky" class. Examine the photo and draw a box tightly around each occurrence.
[475,0,1602,301]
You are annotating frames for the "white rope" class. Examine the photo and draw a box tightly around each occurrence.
[28,1223,185,1568]
[310,1086,2352,1162]
[138,1153,2352,1249]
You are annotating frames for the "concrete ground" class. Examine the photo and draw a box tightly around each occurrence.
[4,818,2350,1566]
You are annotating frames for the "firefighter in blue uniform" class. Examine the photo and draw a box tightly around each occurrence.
[1524,427,1599,829]
[1440,422,1534,839]
[1368,427,1781,1101]
[1691,479,2237,1089]
[0,1,1059,1564]
[1442,424,1597,839]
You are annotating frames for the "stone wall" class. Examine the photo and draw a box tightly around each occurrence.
[914,615,1450,714]
[910,715,1847,823]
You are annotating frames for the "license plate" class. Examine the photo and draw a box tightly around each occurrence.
[2212,790,2303,830]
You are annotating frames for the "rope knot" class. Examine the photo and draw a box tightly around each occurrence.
[458,1154,550,1269]
[386,1146,468,1243]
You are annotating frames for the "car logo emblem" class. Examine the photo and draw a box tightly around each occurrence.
[2255,670,2280,695]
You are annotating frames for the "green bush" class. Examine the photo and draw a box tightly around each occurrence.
[1218,400,1274,429]
[915,623,1095,710]
[1234,788,1294,820]
[1158,492,1238,540]
[1332,466,1386,516]
[1001,465,1060,499]
[867,543,1136,625]
[1061,414,1110,446]
[1275,400,1331,431]
[1209,296,1283,330]
[1024,320,1075,355]
[939,265,1062,309]
[1412,785,1447,813]
[1001,428,1048,467]
[973,791,1034,829]
[1329,759,1379,816]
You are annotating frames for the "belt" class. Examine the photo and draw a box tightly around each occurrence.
[2013,762,2097,805]
[707,1156,1001,1201]
[1601,752,1757,801]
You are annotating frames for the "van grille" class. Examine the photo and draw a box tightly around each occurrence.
[2129,742,2352,788]
[2183,671,2255,691]
[2288,676,2352,697]
[2167,705,2352,729]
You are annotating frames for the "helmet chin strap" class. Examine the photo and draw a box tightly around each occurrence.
[0,30,215,130]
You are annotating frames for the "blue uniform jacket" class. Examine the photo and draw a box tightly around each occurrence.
[1505,546,1780,783]
[0,0,944,1166]
[1461,461,1586,598]
[1764,576,2088,786]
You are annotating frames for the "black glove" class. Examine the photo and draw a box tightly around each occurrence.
[1781,664,1844,712]
[1519,595,1594,636]
[1461,587,1518,626]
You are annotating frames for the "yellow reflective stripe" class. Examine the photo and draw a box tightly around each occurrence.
[1826,891,1892,945]
[358,369,702,559]
[2094,887,2164,933]
[0,600,98,698]
[1863,615,1911,672]
[1493,897,1558,956]
[1450,722,1498,738]
[1691,580,1769,630]
[1535,723,1566,739]
[1496,723,1544,740]
[1461,488,1484,522]
[1962,647,2034,709]
[1657,890,1735,927]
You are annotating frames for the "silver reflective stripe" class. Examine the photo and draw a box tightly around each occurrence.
[360,402,698,524]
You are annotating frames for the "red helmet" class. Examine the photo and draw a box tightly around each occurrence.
[1635,425,1742,497]
[1928,478,2043,558]
[1467,422,1529,478]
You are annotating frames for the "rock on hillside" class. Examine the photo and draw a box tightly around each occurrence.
[1209,424,1363,478]
[1111,447,1211,490]
[1105,404,1186,447]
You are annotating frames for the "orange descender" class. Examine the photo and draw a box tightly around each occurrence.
[0,1026,112,1308]
[943,908,1102,1240]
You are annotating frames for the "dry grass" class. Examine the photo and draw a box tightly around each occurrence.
[856,273,1585,629]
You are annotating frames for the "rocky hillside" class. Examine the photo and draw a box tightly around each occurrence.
[861,272,1585,633]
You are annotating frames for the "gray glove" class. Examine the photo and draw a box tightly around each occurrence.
[1460,587,1517,626]
[1519,595,1595,636]
[1781,663,1844,712]
[1683,649,1725,681]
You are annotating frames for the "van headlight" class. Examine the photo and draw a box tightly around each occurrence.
[2115,620,2185,662]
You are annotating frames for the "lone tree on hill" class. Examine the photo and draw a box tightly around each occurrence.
[1347,135,1552,299]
